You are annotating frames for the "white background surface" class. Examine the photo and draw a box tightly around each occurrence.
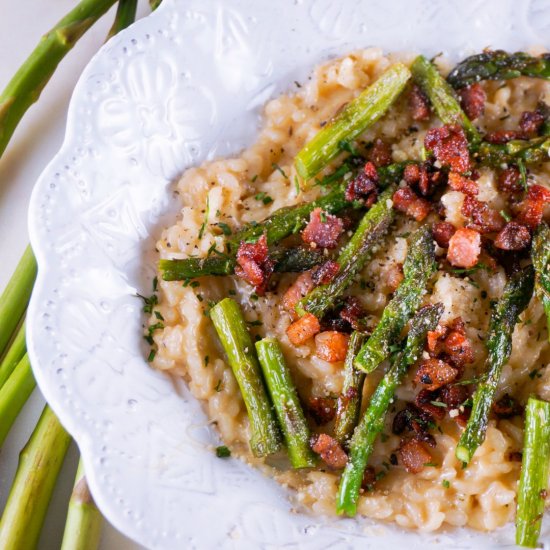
[0,1,145,548]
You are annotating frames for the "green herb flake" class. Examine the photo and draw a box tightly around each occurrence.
[272,162,288,179]
[216,222,232,236]
[254,192,274,205]
[423,462,438,468]
[442,480,450,488]
[319,211,328,223]
[190,281,200,289]
[147,349,156,362]
[215,445,231,458]
[153,276,158,292]
[198,196,210,239]
[154,311,164,321]
[500,210,512,222]
[450,262,488,276]
[338,139,359,156]
[251,174,258,183]
[294,175,301,195]
[137,293,158,314]
[375,470,386,481]
[429,401,447,408]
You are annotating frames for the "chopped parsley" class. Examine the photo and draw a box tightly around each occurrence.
[271,162,288,179]
[442,480,450,489]
[294,175,301,195]
[138,293,158,314]
[450,262,488,276]
[500,210,512,222]
[198,196,210,239]
[147,349,156,362]
[338,139,359,156]
[154,311,164,321]
[216,222,232,236]
[319,210,328,223]
[254,192,274,205]
[215,445,231,458]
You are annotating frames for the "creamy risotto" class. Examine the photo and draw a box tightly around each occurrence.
[147,49,550,533]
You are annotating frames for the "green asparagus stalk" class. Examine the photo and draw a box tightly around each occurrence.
[210,298,280,457]
[411,55,481,145]
[0,245,36,358]
[255,338,317,468]
[354,225,437,373]
[337,304,443,516]
[160,163,406,281]
[456,266,535,464]
[531,222,550,343]
[515,397,550,548]
[296,184,397,318]
[477,136,550,167]
[295,63,411,180]
[448,50,550,88]
[106,0,137,40]
[0,354,36,447]
[0,405,71,549]
[60,460,103,550]
[160,246,322,280]
[0,321,26,390]
[0,0,119,157]
[333,331,367,446]
[228,184,350,252]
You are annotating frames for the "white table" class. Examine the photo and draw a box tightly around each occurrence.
[0,1,148,548]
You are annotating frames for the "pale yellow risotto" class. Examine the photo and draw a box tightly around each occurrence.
[146,48,550,534]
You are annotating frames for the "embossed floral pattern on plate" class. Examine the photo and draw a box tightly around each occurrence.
[27,0,550,548]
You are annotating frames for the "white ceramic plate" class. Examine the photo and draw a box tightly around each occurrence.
[27,1,550,548]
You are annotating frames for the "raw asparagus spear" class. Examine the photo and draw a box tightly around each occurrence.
[0,245,36,358]
[448,50,550,88]
[295,63,411,180]
[255,338,317,468]
[160,246,323,280]
[210,299,280,457]
[333,331,367,446]
[0,321,26,390]
[60,460,103,550]
[354,225,437,373]
[456,266,535,464]
[0,406,71,550]
[337,304,443,516]
[296,184,397,318]
[0,0,119,157]
[0,354,36,447]
[411,55,481,145]
[532,222,550,342]
[106,0,137,39]
[515,397,550,548]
